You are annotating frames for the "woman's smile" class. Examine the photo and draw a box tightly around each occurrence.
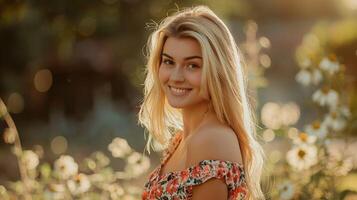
[168,85,193,96]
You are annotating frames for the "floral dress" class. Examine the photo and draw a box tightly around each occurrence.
[142,132,248,200]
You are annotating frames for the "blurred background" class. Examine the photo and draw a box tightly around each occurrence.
[0,0,356,199]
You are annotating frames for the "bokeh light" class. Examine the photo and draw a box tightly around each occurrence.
[288,127,299,139]
[261,102,300,129]
[7,92,24,114]
[34,69,53,93]
[51,136,68,155]
[269,150,282,163]
[303,33,320,49]
[259,36,271,48]
[263,129,275,142]
[259,54,271,68]
[33,144,44,159]
[343,0,357,10]
[261,102,281,129]
[78,16,97,36]
[280,102,300,126]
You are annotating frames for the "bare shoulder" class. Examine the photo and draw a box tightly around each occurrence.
[186,124,244,199]
[186,124,243,167]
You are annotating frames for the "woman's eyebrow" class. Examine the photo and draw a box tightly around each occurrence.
[162,53,202,60]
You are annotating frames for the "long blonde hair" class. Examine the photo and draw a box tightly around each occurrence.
[138,5,265,200]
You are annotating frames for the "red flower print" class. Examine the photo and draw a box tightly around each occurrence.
[232,186,247,197]
[152,185,163,197]
[142,190,148,199]
[227,171,233,183]
[173,196,181,200]
[142,159,248,200]
[167,178,179,194]
[180,170,189,182]
[217,167,226,178]
[232,165,238,174]
[233,173,239,183]
[218,163,225,169]
[203,165,211,177]
[192,165,201,178]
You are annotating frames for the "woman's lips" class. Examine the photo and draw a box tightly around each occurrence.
[168,86,192,96]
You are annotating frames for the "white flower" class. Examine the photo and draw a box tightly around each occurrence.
[292,132,316,145]
[48,183,66,192]
[44,183,66,200]
[295,68,322,86]
[295,69,310,86]
[304,120,328,139]
[324,105,351,131]
[325,139,354,176]
[108,137,132,158]
[319,56,340,75]
[124,152,151,178]
[278,181,295,200]
[326,139,349,160]
[106,183,124,199]
[326,156,353,176]
[286,144,318,171]
[312,87,338,108]
[92,151,110,168]
[330,105,351,118]
[54,155,78,179]
[67,173,91,195]
[22,150,39,170]
[310,69,323,85]
[323,112,347,132]
[339,105,351,118]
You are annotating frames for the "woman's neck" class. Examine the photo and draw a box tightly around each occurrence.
[181,102,213,140]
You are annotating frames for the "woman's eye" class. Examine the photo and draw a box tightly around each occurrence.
[187,64,199,69]
[163,59,174,65]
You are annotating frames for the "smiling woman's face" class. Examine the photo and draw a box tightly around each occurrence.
[158,36,209,109]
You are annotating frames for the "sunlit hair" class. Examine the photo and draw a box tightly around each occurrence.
[138,5,266,200]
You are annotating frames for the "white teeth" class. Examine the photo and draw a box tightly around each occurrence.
[172,87,186,92]
[169,86,191,95]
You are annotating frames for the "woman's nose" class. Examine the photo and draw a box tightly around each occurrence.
[170,65,185,81]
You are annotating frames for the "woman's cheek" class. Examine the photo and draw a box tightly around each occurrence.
[186,71,202,88]
[158,66,170,86]
[158,65,165,81]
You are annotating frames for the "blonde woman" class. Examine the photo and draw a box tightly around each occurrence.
[139,5,265,200]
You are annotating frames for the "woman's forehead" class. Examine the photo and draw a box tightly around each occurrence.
[162,37,202,59]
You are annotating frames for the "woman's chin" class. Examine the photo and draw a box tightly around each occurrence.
[166,99,188,108]
[167,102,185,108]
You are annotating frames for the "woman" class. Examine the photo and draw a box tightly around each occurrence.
[138,5,265,200]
